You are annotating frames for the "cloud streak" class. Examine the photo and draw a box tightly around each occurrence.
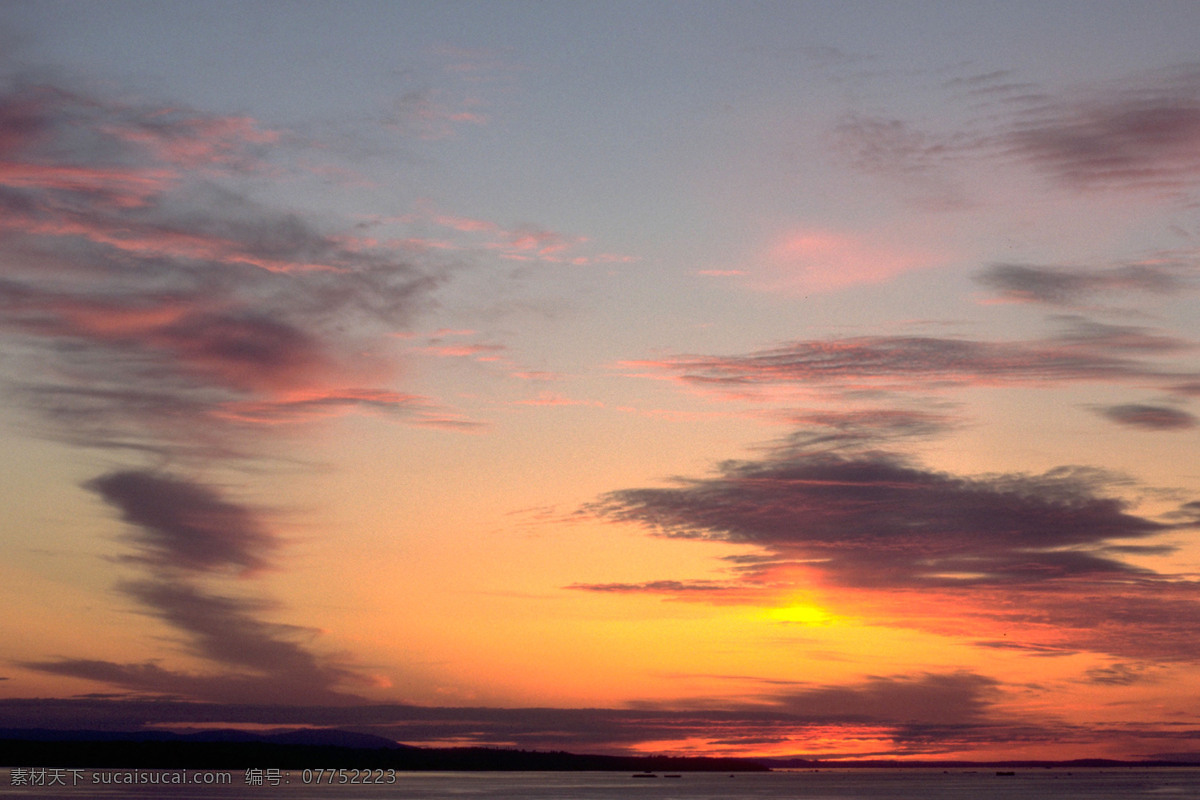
[626,319,1196,397]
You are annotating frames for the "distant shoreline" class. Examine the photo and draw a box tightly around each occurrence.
[2,730,1198,771]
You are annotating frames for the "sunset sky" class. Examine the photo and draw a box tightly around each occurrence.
[3,1,1200,762]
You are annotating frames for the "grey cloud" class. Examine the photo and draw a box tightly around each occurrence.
[771,408,960,451]
[973,641,1077,657]
[770,672,997,726]
[833,115,955,177]
[63,470,368,701]
[85,470,276,575]
[832,114,972,210]
[120,581,336,679]
[1097,404,1197,430]
[589,449,1169,589]
[24,656,358,707]
[16,384,241,460]
[1050,316,1191,354]
[1007,70,1200,192]
[24,577,365,705]
[1084,663,1150,686]
[977,262,1192,305]
[0,671,1005,755]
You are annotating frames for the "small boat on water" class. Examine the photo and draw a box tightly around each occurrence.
[631,771,658,778]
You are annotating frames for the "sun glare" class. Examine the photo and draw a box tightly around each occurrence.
[765,600,839,626]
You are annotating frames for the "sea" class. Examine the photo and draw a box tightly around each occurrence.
[3,768,1200,799]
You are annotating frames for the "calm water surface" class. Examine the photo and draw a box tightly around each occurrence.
[4,768,1200,799]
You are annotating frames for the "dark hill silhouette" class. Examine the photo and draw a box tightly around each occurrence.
[0,729,766,771]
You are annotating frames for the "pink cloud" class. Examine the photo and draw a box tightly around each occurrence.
[214,388,428,425]
[102,113,280,170]
[0,161,175,207]
[389,89,488,140]
[0,289,339,395]
[515,391,602,407]
[433,213,501,234]
[386,205,635,267]
[420,343,506,358]
[748,229,949,294]
[510,370,562,381]
[0,211,345,273]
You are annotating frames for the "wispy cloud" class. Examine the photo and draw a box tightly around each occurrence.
[26,576,369,706]
[837,63,1200,202]
[832,114,973,210]
[515,390,603,408]
[388,89,488,141]
[625,319,1197,397]
[371,205,637,268]
[384,44,518,141]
